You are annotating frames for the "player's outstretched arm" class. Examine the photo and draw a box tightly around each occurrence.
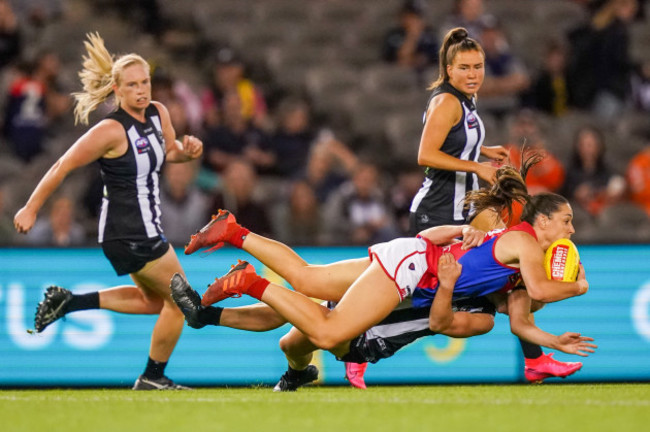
[507,289,597,356]
[555,332,597,356]
[14,120,122,234]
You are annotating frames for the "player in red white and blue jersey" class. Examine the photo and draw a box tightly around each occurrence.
[174,166,592,389]
[410,222,537,308]
[192,164,594,357]
[171,211,586,391]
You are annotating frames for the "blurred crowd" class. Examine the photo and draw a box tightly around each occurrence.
[0,0,649,248]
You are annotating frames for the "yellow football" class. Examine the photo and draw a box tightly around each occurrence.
[544,238,580,282]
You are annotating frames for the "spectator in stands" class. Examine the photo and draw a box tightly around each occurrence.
[476,18,530,116]
[389,165,424,236]
[160,160,210,247]
[105,0,166,39]
[0,0,21,71]
[274,179,324,246]
[201,91,273,174]
[381,0,439,77]
[152,70,191,136]
[0,184,15,246]
[323,161,399,246]
[10,0,63,28]
[3,51,70,163]
[439,0,493,41]
[522,38,572,117]
[268,96,316,179]
[504,109,565,194]
[301,130,359,204]
[562,125,626,216]
[200,47,269,130]
[626,140,650,216]
[207,159,273,238]
[23,195,87,247]
[631,60,650,112]
[79,169,104,232]
[566,0,638,119]
[151,68,204,135]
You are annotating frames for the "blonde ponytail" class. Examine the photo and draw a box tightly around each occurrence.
[72,33,115,125]
[72,33,150,125]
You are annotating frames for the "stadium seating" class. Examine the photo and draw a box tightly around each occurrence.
[3,0,649,244]
[594,202,650,244]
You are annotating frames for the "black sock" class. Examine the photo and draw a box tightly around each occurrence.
[64,292,100,313]
[143,357,167,380]
[287,365,307,377]
[519,339,543,359]
[199,306,223,326]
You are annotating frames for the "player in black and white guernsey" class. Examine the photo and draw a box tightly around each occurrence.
[339,27,511,388]
[409,81,485,228]
[14,33,203,390]
[409,27,508,233]
[98,104,167,244]
[405,27,568,386]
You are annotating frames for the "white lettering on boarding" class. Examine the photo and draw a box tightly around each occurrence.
[2,282,114,350]
[632,281,650,342]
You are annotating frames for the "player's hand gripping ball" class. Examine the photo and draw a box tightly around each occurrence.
[544,238,580,282]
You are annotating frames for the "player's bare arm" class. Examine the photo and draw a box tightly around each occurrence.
[428,254,462,333]
[14,119,123,233]
[152,100,202,162]
[496,231,588,303]
[507,289,597,356]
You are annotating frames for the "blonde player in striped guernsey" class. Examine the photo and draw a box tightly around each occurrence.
[14,33,203,390]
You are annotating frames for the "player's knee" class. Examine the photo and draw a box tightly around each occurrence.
[278,334,294,354]
[286,270,313,296]
[144,296,164,314]
[473,318,494,335]
[161,299,184,319]
[465,314,495,336]
[310,331,344,351]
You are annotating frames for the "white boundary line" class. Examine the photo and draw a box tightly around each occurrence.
[1,394,649,407]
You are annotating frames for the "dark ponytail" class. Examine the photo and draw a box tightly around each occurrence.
[429,27,484,90]
[515,147,569,225]
[464,149,542,222]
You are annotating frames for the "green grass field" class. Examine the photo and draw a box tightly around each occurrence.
[2,383,649,432]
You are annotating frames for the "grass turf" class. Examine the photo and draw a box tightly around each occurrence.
[2,383,649,432]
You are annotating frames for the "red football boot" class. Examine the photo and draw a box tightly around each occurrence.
[184,210,249,255]
[201,260,268,306]
[524,352,583,384]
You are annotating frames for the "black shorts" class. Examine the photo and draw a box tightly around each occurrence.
[338,296,496,364]
[408,211,466,236]
[339,331,392,364]
[101,236,170,276]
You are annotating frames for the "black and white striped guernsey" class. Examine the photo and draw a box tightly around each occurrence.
[409,82,485,228]
[336,296,495,363]
[97,104,166,243]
